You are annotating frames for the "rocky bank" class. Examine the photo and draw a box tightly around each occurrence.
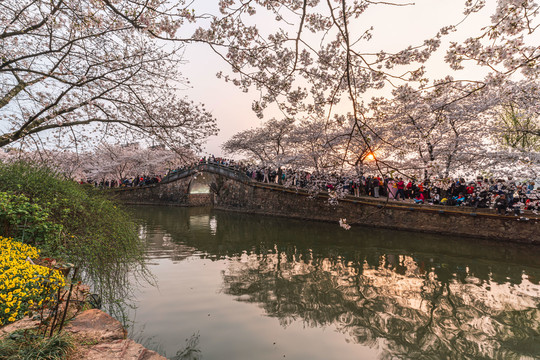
[0,309,166,360]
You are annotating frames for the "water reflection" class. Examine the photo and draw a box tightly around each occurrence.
[222,252,540,359]
[130,206,540,360]
[209,216,217,236]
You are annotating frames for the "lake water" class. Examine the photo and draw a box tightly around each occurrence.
[127,206,540,360]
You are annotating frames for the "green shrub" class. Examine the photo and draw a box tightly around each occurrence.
[0,161,146,308]
[0,161,142,259]
[0,192,63,253]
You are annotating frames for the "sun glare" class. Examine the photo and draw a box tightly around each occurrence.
[366,153,375,161]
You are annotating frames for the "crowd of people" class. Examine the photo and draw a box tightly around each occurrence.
[193,156,540,215]
[88,174,163,188]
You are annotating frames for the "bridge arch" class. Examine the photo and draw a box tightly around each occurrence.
[188,172,216,194]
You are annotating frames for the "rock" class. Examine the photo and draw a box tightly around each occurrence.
[1,303,163,360]
[63,310,166,359]
[82,339,166,360]
[64,309,126,342]
[0,317,40,339]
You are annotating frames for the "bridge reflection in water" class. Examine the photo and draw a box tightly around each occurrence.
[130,206,540,360]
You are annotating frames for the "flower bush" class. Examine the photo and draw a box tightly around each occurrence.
[0,162,145,319]
[0,236,65,326]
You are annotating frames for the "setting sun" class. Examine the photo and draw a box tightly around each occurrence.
[365,153,375,161]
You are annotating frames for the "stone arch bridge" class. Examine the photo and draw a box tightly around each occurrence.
[112,163,539,244]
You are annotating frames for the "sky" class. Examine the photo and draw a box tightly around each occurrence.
[178,0,498,157]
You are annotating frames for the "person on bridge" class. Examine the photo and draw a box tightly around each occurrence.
[494,194,508,215]
[277,167,283,185]
[372,177,381,198]
[396,178,405,200]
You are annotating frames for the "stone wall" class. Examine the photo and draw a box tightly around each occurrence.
[188,193,213,207]
[112,175,540,244]
[111,177,191,205]
[214,179,540,245]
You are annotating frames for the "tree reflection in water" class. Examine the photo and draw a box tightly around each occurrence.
[131,206,540,360]
[221,250,540,359]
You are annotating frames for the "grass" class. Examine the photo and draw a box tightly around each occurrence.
[0,330,74,360]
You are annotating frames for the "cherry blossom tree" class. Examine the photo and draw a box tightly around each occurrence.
[223,114,381,175]
[222,118,297,166]
[210,0,539,177]
[369,79,500,178]
[288,117,344,173]
[222,116,351,171]
[288,116,381,174]
[82,143,195,181]
[0,142,194,181]
[0,146,85,178]
[0,0,217,152]
[447,0,540,79]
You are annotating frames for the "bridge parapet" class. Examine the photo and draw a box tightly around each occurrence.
[161,168,194,184]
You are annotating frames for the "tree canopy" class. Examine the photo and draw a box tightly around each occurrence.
[1,0,539,177]
[215,0,540,178]
[0,0,217,152]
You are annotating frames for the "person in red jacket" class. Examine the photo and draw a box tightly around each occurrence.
[405,180,413,199]
[396,178,405,200]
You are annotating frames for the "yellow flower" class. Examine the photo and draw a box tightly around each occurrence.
[0,236,65,326]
